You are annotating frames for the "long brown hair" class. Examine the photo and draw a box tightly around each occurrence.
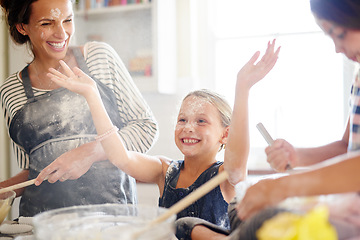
[0,0,37,45]
[310,0,360,29]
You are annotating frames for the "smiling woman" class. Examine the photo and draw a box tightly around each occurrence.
[0,0,158,217]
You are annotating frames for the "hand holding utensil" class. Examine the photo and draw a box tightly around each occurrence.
[256,122,292,170]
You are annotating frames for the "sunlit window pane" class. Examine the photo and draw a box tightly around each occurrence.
[212,0,320,38]
[211,0,346,169]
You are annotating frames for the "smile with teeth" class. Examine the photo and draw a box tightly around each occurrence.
[182,138,199,144]
[48,41,66,48]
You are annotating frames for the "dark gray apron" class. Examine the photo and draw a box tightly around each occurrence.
[9,48,137,217]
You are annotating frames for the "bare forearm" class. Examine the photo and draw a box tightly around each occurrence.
[278,153,360,198]
[224,88,250,184]
[84,91,145,175]
[296,140,348,167]
[297,120,349,167]
[85,90,115,135]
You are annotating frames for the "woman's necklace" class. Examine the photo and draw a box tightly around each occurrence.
[33,62,61,90]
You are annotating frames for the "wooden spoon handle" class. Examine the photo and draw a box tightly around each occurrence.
[0,179,36,194]
[151,170,229,225]
[132,170,229,239]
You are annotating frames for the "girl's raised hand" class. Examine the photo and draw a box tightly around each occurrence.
[237,39,280,89]
[47,60,98,98]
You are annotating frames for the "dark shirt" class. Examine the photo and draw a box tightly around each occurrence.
[159,160,230,229]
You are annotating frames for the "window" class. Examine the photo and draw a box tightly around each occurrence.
[209,0,352,169]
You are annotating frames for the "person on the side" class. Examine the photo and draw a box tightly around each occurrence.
[0,0,158,217]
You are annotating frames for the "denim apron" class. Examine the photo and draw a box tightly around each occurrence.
[159,161,230,229]
[9,48,137,217]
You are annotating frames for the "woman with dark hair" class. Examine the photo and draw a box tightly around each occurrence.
[266,1,360,173]
[180,0,360,239]
[0,0,158,217]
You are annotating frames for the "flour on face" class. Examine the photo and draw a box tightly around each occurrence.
[50,8,62,19]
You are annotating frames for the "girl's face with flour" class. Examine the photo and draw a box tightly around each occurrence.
[175,95,229,161]
[17,0,74,62]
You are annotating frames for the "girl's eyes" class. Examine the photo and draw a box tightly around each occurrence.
[177,118,207,125]
[198,119,206,124]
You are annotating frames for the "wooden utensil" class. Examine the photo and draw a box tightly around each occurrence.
[132,170,229,239]
[0,179,37,195]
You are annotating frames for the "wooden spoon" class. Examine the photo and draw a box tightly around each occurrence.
[0,178,45,195]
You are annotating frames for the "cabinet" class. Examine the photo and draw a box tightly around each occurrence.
[73,0,176,93]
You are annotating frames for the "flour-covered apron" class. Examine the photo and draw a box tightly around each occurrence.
[9,48,137,217]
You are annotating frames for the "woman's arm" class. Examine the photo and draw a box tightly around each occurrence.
[236,151,360,220]
[265,118,349,171]
[295,119,349,166]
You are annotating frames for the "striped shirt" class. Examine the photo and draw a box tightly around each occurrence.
[349,69,360,151]
[0,41,158,169]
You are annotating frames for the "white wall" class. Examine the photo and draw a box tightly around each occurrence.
[0,12,9,182]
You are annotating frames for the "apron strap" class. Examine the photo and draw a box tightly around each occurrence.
[21,66,36,101]
[72,47,91,76]
[72,47,106,87]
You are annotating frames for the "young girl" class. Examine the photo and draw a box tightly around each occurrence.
[37,40,280,232]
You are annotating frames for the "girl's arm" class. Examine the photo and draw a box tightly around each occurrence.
[223,40,280,186]
[42,60,164,184]
[93,42,158,153]
[35,43,159,185]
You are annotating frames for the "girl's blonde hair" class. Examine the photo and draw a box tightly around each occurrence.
[183,89,232,151]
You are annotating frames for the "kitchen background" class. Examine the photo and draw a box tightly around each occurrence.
[0,0,358,218]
